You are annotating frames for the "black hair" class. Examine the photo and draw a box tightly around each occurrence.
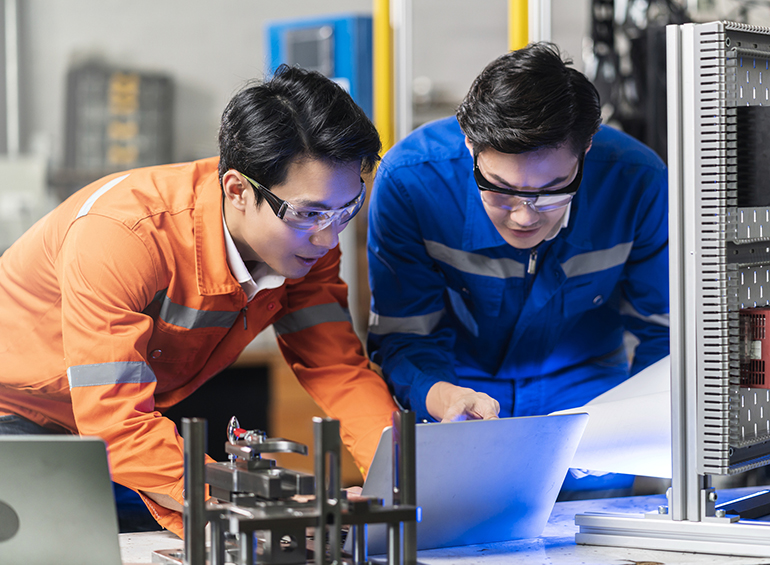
[218,64,381,203]
[456,42,601,157]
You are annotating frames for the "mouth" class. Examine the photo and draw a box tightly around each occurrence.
[296,254,325,266]
[507,226,541,238]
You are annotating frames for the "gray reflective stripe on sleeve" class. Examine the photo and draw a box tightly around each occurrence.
[620,299,670,327]
[153,289,239,329]
[273,303,352,336]
[67,361,156,388]
[424,240,525,279]
[561,242,634,278]
[76,174,130,219]
[368,309,445,336]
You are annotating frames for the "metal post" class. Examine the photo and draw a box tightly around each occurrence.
[528,0,552,43]
[392,0,413,141]
[394,411,416,565]
[508,0,528,51]
[314,417,342,565]
[4,0,19,157]
[351,524,368,565]
[666,21,688,523]
[182,418,207,565]
[373,0,394,152]
[387,522,401,565]
[209,519,224,565]
[238,531,254,565]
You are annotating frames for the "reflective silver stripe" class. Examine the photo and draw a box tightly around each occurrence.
[67,361,156,388]
[273,303,352,336]
[368,309,444,336]
[155,289,239,329]
[424,240,525,279]
[620,300,670,327]
[76,174,130,219]
[561,242,633,278]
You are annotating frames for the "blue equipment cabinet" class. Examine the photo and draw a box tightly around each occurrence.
[265,14,373,118]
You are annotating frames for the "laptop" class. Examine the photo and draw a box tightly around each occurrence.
[0,435,123,565]
[347,413,588,554]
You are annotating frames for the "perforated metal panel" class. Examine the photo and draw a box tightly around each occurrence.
[723,27,770,470]
[684,22,734,475]
[731,208,770,240]
[735,265,770,308]
[572,22,770,549]
[666,22,770,475]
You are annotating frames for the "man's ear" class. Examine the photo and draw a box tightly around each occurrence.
[222,170,250,212]
[464,136,474,157]
[585,138,593,155]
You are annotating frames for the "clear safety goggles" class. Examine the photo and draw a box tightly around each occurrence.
[473,152,583,213]
[241,172,366,232]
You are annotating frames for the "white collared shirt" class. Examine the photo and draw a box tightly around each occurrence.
[222,215,285,302]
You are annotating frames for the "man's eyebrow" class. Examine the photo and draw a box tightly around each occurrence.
[291,186,363,209]
[484,157,580,191]
[489,171,571,190]
[292,198,331,209]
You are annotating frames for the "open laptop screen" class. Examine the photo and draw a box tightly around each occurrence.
[0,435,122,565]
[350,413,588,554]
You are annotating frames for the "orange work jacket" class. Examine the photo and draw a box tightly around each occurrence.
[0,157,397,536]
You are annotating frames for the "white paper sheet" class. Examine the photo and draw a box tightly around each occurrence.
[550,356,672,478]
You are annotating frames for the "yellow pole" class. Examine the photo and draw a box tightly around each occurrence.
[508,0,528,52]
[373,0,395,153]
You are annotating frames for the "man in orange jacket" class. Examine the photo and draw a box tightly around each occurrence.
[0,65,398,536]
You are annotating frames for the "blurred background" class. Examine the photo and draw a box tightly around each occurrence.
[0,0,767,485]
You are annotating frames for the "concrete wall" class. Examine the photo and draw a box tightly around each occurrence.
[11,0,589,170]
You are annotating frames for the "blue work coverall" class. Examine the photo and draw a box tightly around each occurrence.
[367,117,669,423]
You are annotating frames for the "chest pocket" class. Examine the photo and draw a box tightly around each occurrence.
[146,319,232,392]
[147,318,231,362]
[444,273,505,337]
[562,274,618,319]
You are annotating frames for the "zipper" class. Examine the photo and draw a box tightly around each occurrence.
[527,248,538,275]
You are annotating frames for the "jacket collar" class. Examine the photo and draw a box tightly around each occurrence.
[192,160,244,297]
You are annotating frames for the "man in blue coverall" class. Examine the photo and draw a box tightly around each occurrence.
[367,43,669,473]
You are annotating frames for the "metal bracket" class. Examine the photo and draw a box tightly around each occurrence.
[168,411,418,565]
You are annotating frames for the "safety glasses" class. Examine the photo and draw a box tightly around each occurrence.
[473,152,583,213]
[241,172,366,232]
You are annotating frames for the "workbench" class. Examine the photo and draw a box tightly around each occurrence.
[119,488,770,565]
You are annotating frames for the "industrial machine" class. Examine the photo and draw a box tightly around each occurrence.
[153,412,417,565]
[265,14,373,119]
[575,20,770,556]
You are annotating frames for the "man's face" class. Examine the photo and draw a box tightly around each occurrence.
[469,142,583,249]
[223,157,362,279]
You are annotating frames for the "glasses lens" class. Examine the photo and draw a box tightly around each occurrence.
[281,181,366,232]
[283,209,332,231]
[480,190,572,212]
[530,194,573,211]
[480,190,515,210]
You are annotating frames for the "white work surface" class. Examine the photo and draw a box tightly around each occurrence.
[120,488,770,565]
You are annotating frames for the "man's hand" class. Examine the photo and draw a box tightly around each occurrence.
[426,382,500,423]
[141,490,183,512]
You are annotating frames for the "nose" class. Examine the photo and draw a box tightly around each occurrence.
[310,220,342,249]
[508,200,540,227]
